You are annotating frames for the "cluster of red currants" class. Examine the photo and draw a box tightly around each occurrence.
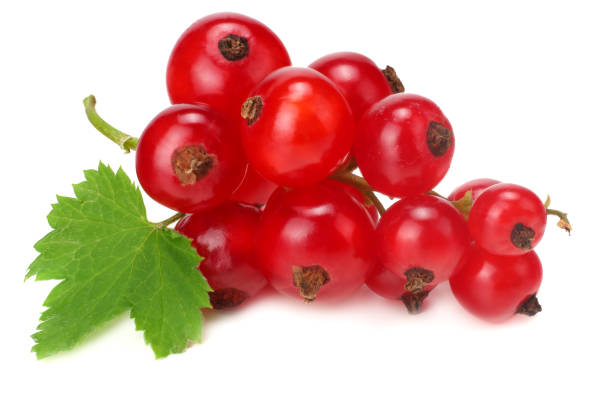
[132,12,568,321]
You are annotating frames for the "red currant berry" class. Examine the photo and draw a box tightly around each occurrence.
[167,12,291,120]
[310,52,402,120]
[447,178,500,202]
[450,243,543,321]
[241,67,355,187]
[256,183,376,302]
[175,202,267,309]
[469,183,547,256]
[354,94,454,197]
[230,165,278,207]
[135,104,246,213]
[323,179,379,223]
[376,195,470,312]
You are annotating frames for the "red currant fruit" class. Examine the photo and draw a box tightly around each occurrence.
[375,194,470,311]
[230,165,278,207]
[256,183,376,302]
[167,12,291,120]
[354,94,454,197]
[135,104,246,213]
[309,52,402,120]
[450,243,543,321]
[241,67,355,187]
[447,178,500,202]
[175,202,267,309]
[469,183,547,256]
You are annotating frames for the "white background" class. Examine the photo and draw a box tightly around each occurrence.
[1,0,611,406]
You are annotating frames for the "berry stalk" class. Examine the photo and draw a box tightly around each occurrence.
[544,195,572,233]
[83,95,139,152]
[152,212,186,229]
[330,170,386,215]
[545,208,572,233]
[83,96,185,230]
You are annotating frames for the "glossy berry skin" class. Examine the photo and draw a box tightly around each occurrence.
[230,165,278,207]
[175,203,267,309]
[377,195,470,295]
[354,94,455,197]
[469,183,547,256]
[264,180,378,224]
[135,104,246,213]
[309,52,393,120]
[241,67,355,187]
[167,12,291,120]
[366,263,406,300]
[256,184,376,302]
[448,178,501,202]
[450,244,543,321]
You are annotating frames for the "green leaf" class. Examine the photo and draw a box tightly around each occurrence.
[27,163,211,359]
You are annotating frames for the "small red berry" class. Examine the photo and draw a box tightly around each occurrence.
[354,94,454,197]
[450,243,543,321]
[310,52,402,120]
[167,12,291,120]
[240,67,355,187]
[469,183,547,256]
[176,202,267,310]
[256,183,375,302]
[135,104,246,213]
[375,194,470,312]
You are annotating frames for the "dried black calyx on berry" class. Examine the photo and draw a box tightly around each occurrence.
[516,294,542,316]
[218,34,249,61]
[511,223,535,250]
[241,96,263,126]
[382,66,405,93]
[426,122,453,157]
[172,145,216,185]
[404,267,435,293]
[209,288,250,310]
[399,291,430,314]
[292,265,330,303]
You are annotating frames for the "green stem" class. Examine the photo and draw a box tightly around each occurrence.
[153,213,185,229]
[83,95,139,152]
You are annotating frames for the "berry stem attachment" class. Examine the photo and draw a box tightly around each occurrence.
[330,171,386,215]
[152,212,185,229]
[83,95,139,152]
[450,190,473,219]
[429,190,473,218]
